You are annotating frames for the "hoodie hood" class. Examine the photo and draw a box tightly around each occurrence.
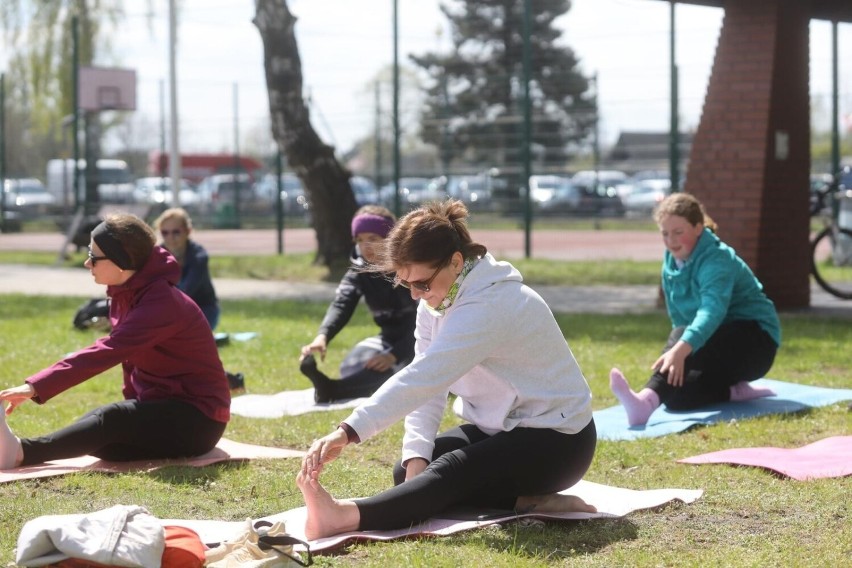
[458,253,523,296]
[106,246,180,298]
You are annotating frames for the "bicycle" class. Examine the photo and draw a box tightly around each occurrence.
[810,168,852,299]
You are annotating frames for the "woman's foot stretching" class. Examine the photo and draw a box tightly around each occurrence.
[299,355,334,403]
[515,493,597,514]
[0,411,24,469]
[295,469,597,540]
[729,381,775,402]
[609,368,660,426]
[296,469,360,540]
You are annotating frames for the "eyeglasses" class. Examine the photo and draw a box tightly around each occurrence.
[160,229,183,237]
[394,264,444,293]
[87,247,110,266]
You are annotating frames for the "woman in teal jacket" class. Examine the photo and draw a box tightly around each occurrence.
[610,192,781,426]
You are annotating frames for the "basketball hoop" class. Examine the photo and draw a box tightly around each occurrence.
[79,67,137,112]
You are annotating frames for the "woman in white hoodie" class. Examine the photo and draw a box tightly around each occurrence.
[296,199,597,539]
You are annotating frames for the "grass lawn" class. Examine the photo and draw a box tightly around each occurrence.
[0,250,664,287]
[0,291,849,566]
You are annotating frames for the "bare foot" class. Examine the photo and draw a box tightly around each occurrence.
[295,469,360,539]
[515,493,597,514]
[0,411,23,469]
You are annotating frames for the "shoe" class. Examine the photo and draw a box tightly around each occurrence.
[226,372,245,395]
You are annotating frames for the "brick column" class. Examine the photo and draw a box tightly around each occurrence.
[685,0,811,309]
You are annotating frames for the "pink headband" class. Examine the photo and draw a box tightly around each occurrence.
[351,213,394,238]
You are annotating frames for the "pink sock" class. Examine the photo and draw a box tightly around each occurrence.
[0,410,23,469]
[610,368,660,426]
[729,381,776,402]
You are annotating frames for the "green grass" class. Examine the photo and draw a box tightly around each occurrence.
[0,250,663,287]
[0,294,849,566]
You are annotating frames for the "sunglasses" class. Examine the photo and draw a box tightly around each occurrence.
[394,264,444,293]
[87,247,110,266]
[160,229,183,237]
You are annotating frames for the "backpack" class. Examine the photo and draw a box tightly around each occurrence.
[72,298,111,331]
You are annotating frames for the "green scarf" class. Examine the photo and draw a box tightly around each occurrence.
[423,257,478,317]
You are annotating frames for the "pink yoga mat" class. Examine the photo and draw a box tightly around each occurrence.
[0,438,304,484]
[677,436,852,481]
[169,479,704,552]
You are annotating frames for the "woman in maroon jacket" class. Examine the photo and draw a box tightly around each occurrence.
[0,213,230,469]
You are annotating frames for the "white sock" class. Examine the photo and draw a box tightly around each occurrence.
[610,368,660,426]
[0,410,23,469]
[729,381,776,402]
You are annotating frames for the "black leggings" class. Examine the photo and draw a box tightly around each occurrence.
[20,399,227,466]
[323,367,396,400]
[356,418,596,531]
[645,321,778,410]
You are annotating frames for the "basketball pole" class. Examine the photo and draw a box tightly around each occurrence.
[168,0,181,204]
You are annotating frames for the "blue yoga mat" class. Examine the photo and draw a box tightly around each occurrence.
[594,379,852,441]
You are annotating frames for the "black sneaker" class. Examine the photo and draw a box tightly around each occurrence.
[226,371,245,395]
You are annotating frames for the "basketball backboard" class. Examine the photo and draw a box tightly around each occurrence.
[79,66,137,112]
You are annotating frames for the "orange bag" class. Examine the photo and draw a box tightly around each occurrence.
[161,525,206,568]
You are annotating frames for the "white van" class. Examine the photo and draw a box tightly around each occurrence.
[46,158,135,207]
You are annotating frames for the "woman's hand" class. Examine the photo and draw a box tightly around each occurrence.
[652,340,693,387]
[364,352,397,372]
[0,383,36,415]
[404,458,428,481]
[300,334,328,361]
[301,427,349,477]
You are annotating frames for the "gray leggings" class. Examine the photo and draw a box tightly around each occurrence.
[356,418,596,531]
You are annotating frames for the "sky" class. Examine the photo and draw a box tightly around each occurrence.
[4,0,851,164]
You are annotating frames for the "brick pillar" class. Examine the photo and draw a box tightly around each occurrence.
[685,0,811,309]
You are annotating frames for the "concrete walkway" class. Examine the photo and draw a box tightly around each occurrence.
[1,263,849,318]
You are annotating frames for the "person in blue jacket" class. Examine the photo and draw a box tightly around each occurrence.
[299,205,417,403]
[610,192,781,426]
[155,207,244,393]
[154,207,220,330]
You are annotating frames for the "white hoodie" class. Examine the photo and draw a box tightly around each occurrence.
[344,253,593,464]
[16,504,164,567]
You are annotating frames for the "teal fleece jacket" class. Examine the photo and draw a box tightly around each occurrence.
[661,228,781,351]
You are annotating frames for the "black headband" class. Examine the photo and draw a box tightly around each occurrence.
[91,221,134,270]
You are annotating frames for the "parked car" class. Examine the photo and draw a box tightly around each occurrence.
[582,184,625,217]
[571,170,628,191]
[251,173,310,217]
[528,175,581,215]
[350,176,379,206]
[3,178,57,219]
[837,165,852,190]
[46,158,135,206]
[440,174,497,211]
[133,177,199,211]
[196,173,256,215]
[378,177,439,210]
[622,179,671,217]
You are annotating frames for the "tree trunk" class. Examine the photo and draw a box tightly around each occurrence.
[254,0,357,268]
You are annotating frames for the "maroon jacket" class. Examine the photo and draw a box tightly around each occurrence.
[26,246,230,423]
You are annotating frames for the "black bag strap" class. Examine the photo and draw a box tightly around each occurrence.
[254,520,313,566]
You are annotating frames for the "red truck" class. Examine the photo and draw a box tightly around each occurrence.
[147,151,264,185]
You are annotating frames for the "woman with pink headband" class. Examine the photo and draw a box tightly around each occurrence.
[298,205,417,403]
